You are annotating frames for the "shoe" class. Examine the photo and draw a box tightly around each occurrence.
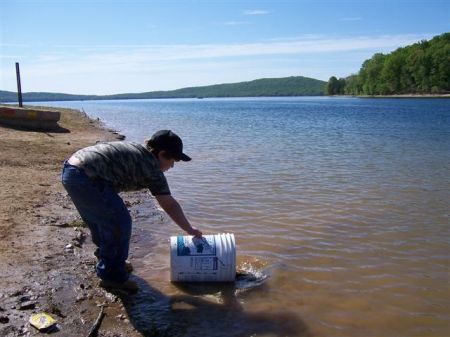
[95,248,133,274]
[99,279,139,294]
[125,260,133,273]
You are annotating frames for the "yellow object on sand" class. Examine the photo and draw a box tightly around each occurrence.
[29,313,57,331]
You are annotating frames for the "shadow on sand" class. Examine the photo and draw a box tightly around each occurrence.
[0,121,70,133]
[116,275,311,337]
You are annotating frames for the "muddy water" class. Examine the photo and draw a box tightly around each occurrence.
[40,98,450,336]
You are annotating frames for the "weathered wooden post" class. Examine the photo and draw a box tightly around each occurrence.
[15,62,23,107]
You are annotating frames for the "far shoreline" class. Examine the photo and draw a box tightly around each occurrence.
[1,93,450,104]
[325,93,450,99]
[357,93,450,99]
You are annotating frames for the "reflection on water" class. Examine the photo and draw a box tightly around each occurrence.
[37,97,450,336]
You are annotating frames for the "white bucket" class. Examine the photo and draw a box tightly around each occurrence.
[170,233,236,282]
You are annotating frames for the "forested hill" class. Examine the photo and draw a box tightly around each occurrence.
[326,32,450,95]
[0,76,326,103]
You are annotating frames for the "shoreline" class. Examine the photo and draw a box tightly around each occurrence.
[326,93,450,99]
[357,93,450,98]
[0,105,145,336]
[1,93,449,104]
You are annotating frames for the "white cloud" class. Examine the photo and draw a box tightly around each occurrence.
[54,34,432,63]
[243,10,270,15]
[86,34,429,61]
[0,33,434,94]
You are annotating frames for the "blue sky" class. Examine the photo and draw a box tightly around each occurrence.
[1,0,449,94]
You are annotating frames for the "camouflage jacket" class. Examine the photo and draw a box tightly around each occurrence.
[72,141,170,195]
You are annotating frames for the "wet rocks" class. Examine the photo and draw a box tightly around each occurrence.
[17,301,36,310]
[16,295,37,311]
[5,288,38,311]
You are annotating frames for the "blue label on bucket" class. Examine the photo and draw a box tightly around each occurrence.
[177,235,216,256]
[192,257,218,270]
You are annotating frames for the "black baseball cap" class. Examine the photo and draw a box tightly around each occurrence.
[148,130,191,161]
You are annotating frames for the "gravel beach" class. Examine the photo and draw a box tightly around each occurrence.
[0,105,147,336]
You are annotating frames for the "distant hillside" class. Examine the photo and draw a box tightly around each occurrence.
[0,76,326,103]
[0,91,103,103]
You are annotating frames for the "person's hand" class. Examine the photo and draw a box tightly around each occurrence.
[188,227,202,238]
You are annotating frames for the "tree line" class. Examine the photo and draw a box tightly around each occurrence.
[327,33,450,95]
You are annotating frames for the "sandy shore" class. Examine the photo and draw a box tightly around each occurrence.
[0,106,146,336]
[358,94,450,98]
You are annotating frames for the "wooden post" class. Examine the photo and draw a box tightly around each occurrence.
[15,62,23,107]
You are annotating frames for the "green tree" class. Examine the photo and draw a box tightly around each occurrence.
[343,75,360,95]
[338,78,346,94]
[328,32,450,95]
[381,51,404,94]
[361,53,386,95]
[326,76,346,95]
[326,76,339,95]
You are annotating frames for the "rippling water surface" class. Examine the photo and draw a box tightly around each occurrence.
[41,97,449,336]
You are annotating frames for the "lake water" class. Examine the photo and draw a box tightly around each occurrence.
[38,97,449,336]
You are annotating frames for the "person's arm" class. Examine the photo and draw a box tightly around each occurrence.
[155,194,202,237]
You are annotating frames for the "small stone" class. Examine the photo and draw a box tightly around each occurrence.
[75,295,86,302]
[19,295,31,303]
[105,293,117,303]
[17,301,36,310]
[65,244,73,250]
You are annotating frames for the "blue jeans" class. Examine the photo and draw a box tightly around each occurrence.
[61,161,131,283]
